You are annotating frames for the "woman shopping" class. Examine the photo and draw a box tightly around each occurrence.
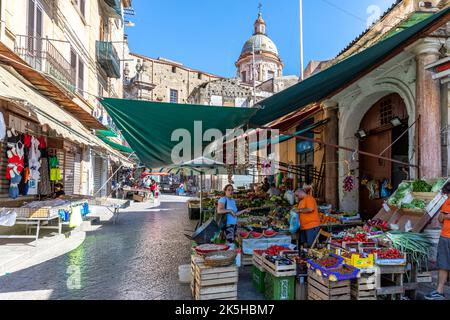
[216,184,250,247]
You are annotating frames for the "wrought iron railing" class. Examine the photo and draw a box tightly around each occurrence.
[96,41,121,79]
[14,35,76,93]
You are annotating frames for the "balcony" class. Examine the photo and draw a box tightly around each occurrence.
[14,35,76,93]
[96,41,121,79]
[100,0,122,19]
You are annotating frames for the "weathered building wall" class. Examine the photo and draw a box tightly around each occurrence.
[125,54,222,103]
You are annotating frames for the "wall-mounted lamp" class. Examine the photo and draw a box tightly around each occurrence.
[355,129,368,140]
[390,116,402,127]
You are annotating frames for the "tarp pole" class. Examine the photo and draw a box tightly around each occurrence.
[280,131,419,168]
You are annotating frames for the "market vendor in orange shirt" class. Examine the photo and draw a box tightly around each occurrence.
[426,182,450,300]
[294,187,321,248]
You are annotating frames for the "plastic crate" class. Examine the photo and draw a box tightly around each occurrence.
[341,253,374,268]
[264,273,295,300]
[307,253,344,271]
[252,266,266,293]
[374,252,407,266]
[321,264,360,282]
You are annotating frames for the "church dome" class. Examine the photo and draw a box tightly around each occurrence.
[241,34,279,56]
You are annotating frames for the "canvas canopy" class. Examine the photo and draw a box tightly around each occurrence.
[100,98,257,168]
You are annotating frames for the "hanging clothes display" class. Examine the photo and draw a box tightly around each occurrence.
[27,136,41,195]
[0,112,6,141]
[49,155,62,181]
[9,174,21,199]
[38,138,51,196]
[6,147,24,180]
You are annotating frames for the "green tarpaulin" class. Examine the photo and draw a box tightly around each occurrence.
[97,135,134,153]
[249,7,450,127]
[100,98,258,168]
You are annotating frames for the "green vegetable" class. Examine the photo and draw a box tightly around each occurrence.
[382,231,432,270]
[412,179,432,192]
[431,179,447,192]
[401,199,426,210]
[387,182,412,206]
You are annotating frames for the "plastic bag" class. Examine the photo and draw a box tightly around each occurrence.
[289,209,300,234]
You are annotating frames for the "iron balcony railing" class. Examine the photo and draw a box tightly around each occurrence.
[14,35,77,93]
[96,41,121,79]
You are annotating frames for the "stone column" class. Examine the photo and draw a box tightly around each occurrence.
[413,38,442,178]
[323,100,339,209]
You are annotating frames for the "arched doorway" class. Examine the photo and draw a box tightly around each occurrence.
[358,93,409,220]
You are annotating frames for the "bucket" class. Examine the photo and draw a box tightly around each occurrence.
[178,265,191,283]
[423,228,441,263]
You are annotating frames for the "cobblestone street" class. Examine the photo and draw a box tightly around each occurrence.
[0,196,202,300]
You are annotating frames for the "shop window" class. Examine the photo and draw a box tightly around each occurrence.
[379,99,393,126]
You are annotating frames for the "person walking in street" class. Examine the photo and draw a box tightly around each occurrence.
[295,188,321,248]
[216,184,250,247]
[425,183,450,300]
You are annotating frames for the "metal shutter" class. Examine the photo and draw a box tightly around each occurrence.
[73,153,81,195]
[64,151,75,195]
[93,156,103,196]
[0,142,9,196]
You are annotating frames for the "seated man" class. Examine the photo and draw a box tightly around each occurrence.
[267,183,281,197]
[53,183,65,199]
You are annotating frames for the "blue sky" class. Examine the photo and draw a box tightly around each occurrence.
[126,0,397,77]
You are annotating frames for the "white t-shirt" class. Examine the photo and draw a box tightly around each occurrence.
[0,112,5,141]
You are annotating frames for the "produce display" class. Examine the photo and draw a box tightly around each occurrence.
[401,199,426,210]
[263,229,278,238]
[250,231,264,239]
[364,219,389,232]
[343,175,355,192]
[373,248,403,259]
[315,254,342,269]
[377,231,432,269]
[412,180,432,192]
[387,181,412,206]
[319,213,340,225]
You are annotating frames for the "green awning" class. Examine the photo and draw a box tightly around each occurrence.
[97,135,134,153]
[97,129,118,138]
[249,7,450,127]
[100,98,258,168]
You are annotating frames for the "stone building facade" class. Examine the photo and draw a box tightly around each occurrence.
[123,53,222,104]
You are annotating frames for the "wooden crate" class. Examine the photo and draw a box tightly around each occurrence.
[351,270,377,300]
[242,254,253,266]
[375,265,405,299]
[263,257,296,277]
[191,255,239,300]
[252,252,265,272]
[133,194,145,202]
[416,272,433,283]
[307,269,351,300]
